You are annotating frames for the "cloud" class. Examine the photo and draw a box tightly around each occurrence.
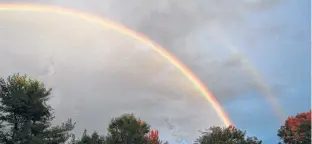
[0,0,286,142]
[0,12,224,142]
[0,0,286,101]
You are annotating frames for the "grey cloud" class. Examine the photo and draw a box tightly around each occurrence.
[0,0,286,101]
[0,12,223,142]
[0,0,286,142]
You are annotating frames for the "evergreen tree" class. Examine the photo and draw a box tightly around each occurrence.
[0,74,75,143]
[73,129,106,144]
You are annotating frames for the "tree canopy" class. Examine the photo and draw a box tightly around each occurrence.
[195,125,262,144]
[0,73,310,144]
[278,110,311,144]
[0,73,75,143]
[107,113,150,143]
[72,129,106,144]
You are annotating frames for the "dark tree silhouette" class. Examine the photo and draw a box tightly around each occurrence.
[72,129,106,144]
[0,74,75,143]
[195,125,262,144]
[107,113,150,144]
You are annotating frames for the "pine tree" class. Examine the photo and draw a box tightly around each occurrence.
[0,74,75,143]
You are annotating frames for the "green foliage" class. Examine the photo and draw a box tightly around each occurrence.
[72,114,153,144]
[195,125,262,144]
[107,113,150,144]
[72,129,106,144]
[1,73,309,144]
[0,73,75,143]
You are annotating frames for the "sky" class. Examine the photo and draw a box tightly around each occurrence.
[220,1,311,143]
[0,0,310,143]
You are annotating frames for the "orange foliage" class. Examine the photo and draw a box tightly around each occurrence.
[137,120,145,126]
[286,110,311,138]
[278,110,311,143]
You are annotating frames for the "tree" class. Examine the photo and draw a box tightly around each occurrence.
[0,73,173,144]
[72,129,106,144]
[107,113,150,144]
[195,125,262,144]
[0,73,75,143]
[146,130,168,144]
[147,130,160,144]
[278,110,311,144]
[73,115,168,144]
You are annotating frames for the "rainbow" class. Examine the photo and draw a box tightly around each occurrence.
[209,26,286,121]
[0,3,232,126]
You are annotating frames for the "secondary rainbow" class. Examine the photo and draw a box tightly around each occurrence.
[0,3,232,126]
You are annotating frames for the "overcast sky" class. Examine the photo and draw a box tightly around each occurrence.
[0,9,225,143]
[0,0,310,143]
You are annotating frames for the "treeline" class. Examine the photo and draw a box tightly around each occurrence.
[0,73,310,144]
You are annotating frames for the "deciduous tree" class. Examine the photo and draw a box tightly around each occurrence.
[278,110,311,144]
[107,113,150,144]
[195,125,262,144]
[146,130,168,144]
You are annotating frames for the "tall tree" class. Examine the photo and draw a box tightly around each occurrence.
[0,73,75,143]
[278,110,311,144]
[195,125,262,144]
[107,113,150,144]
